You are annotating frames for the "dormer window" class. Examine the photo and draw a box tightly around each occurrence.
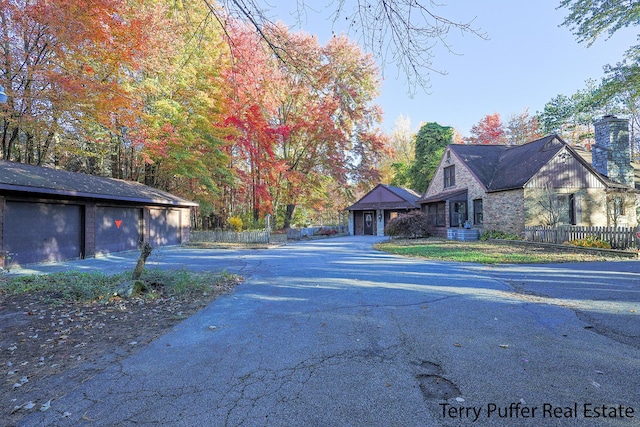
[444,165,455,188]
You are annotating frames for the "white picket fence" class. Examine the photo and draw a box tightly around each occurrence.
[524,225,638,250]
[190,230,271,244]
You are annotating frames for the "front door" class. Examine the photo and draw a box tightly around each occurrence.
[363,211,374,235]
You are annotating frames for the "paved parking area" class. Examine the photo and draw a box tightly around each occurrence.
[17,237,640,426]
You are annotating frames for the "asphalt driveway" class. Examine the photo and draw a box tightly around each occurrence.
[16,236,640,426]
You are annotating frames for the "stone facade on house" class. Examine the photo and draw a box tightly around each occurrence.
[423,148,488,210]
[523,139,637,228]
[484,190,525,235]
[526,188,594,227]
[420,147,487,236]
[593,116,633,187]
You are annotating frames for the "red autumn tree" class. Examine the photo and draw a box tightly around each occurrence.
[218,22,388,228]
[465,113,507,145]
[266,26,388,227]
[219,21,289,223]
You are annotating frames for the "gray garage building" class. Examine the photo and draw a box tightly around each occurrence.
[0,160,197,267]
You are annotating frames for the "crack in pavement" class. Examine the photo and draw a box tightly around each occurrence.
[494,277,640,349]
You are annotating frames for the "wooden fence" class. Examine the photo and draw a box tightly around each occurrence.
[190,230,271,244]
[524,225,639,250]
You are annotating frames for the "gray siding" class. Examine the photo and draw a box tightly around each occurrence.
[526,148,605,189]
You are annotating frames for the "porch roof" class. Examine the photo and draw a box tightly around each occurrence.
[420,188,467,203]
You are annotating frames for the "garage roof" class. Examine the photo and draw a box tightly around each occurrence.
[0,160,198,207]
[347,184,420,211]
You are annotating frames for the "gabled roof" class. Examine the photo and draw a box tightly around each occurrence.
[347,184,420,211]
[0,160,198,207]
[450,135,565,192]
[418,134,637,205]
[445,144,508,188]
[384,185,421,203]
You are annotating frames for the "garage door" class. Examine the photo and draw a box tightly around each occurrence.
[4,201,83,266]
[95,206,142,254]
[149,208,181,247]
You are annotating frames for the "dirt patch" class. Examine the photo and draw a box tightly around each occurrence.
[0,278,240,425]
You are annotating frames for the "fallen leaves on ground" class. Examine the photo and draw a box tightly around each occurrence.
[0,276,241,424]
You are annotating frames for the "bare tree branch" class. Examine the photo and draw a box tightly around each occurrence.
[210,0,486,94]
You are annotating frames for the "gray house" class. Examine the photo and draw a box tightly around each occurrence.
[347,184,420,236]
[0,161,197,267]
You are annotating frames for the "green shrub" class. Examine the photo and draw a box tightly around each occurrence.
[384,211,431,239]
[480,230,521,241]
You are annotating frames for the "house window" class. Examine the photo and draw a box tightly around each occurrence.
[444,165,455,188]
[427,203,446,226]
[428,204,437,225]
[437,203,446,226]
[473,199,483,225]
[568,194,576,225]
[615,198,625,216]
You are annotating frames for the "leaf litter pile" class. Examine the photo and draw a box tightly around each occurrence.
[0,269,242,424]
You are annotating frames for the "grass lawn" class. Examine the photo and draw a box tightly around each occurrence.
[375,238,633,264]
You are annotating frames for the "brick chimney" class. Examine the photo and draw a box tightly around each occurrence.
[592,115,633,186]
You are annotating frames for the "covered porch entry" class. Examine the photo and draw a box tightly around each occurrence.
[346,184,421,236]
[420,189,469,237]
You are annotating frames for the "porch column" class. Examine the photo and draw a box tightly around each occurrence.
[348,211,355,235]
[376,209,385,236]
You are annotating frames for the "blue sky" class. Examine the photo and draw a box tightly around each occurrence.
[272,1,636,136]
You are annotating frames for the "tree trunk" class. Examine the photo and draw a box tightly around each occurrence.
[144,163,156,187]
[111,134,122,178]
[132,242,153,280]
[283,204,296,229]
[25,132,34,164]
[3,126,18,160]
